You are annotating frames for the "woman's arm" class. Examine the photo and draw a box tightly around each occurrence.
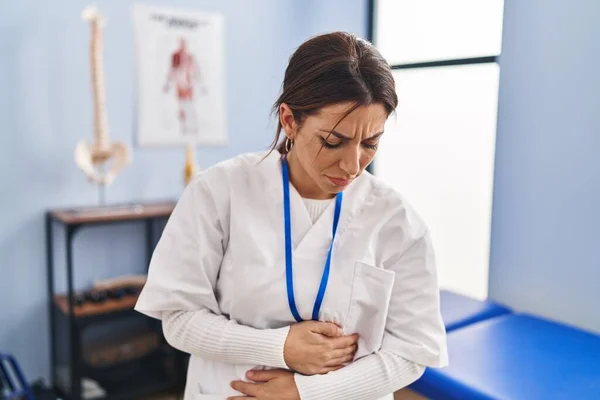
[162,310,358,374]
[162,309,358,374]
[292,230,448,399]
[136,173,290,368]
[294,349,424,399]
[162,309,290,368]
[136,172,356,372]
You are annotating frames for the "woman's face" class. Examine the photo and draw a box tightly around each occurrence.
[281,102,388,199]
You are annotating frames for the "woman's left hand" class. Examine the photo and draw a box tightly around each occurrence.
[228,369,300,400]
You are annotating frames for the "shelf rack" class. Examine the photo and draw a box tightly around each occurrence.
[45,200,187,399]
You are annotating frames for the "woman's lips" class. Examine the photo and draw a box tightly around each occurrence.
[328,176,351,187]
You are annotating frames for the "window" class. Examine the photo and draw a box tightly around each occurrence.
[370,0,504,299]
[373,0,504,65]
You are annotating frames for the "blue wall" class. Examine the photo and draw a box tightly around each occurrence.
[489,0,600,334]
[0,0,368,383]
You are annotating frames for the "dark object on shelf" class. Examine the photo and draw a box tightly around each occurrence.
[0,352,35,400]
[54,291,141,319]
[46,200,188,400]
[123,286,140,296]
[53,281,146,320]
[84,290,107,304]
[106,288,126,300]
[74,294,85,307]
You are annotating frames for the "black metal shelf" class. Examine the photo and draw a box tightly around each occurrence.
[45,200,187,400]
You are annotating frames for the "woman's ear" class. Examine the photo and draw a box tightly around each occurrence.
[279,103,297,140]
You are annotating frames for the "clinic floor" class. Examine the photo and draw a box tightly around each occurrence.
[394,388,427,399]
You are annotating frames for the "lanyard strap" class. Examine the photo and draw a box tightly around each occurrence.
[282,156,343,322]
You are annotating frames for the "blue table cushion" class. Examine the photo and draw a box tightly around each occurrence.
[412,314,600,400]
[440,290,511,331]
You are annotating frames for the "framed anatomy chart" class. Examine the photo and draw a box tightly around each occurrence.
[133,4,227,146]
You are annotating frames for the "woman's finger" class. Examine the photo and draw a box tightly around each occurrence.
[329,333,359,349]
[230,380,261,397]
[324,353,354,367]
[246,369,286,382]
[318,364,345,374]
[328,344,357,359]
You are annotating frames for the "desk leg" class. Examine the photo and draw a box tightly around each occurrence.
[45,215,56,389]
[145,219,155,267]
[66,225,81,400]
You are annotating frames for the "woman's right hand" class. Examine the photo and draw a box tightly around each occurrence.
[283,321,359,375]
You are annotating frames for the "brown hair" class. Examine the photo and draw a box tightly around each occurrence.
[268,31,398,154]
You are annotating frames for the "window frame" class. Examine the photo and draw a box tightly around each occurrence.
[366,0,501,174]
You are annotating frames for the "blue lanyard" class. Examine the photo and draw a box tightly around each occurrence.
[282,156,343,322]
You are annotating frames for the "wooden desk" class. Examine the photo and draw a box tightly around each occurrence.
[48,200,176,225]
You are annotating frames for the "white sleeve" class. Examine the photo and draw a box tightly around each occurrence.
[294,231,448,399]
[376,228,448,368]
[162,310,289,369]
[134,174,289,369]
[294,351,424,400]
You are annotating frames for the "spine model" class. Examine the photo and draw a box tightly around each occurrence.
[75,5,131,187]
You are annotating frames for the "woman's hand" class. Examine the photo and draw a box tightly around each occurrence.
[283,321,358,375]
[229,369,299,400]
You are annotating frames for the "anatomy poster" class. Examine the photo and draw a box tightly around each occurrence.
[133,4,227,146]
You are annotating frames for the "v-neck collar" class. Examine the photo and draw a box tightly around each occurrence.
[287,181,337,251]
[256,149,374,255]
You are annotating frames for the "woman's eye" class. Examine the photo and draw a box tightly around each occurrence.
[320,137,343,149]
[362,142,379,150]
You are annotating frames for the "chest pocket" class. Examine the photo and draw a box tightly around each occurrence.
[343,261,395,360]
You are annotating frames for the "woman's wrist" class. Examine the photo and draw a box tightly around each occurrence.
[251,325,291,369]
[219,321,291,368]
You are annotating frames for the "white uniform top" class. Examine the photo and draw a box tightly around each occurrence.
[135,150,448,399]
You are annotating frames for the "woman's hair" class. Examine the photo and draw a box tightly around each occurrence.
[268,31,398,154]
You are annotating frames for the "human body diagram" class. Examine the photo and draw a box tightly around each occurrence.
[163,38,207,135]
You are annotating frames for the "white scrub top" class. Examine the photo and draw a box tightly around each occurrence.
[135,150,448,399]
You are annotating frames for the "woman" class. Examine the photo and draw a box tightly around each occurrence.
[135,31,448,400]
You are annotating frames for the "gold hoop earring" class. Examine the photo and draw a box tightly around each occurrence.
[284,137,293,153]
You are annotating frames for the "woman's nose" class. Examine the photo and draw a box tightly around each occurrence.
[339,147,360,177]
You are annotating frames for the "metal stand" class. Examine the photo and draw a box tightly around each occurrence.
[97,183,106,207]
[97,164,106,207]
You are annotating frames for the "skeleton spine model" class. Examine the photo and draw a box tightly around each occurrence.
[75,6,131,189]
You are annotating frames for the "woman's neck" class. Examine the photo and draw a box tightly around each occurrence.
[285,150,334,200]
